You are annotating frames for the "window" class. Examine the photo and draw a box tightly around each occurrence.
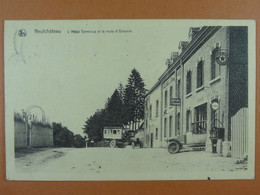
[197,61,204,88]
[164,90,168,108]
[177,80,181,98]
[155,128,158,140]
[211,47,221,80]
[186,110,191,132]
[149,105,152,119]
[169,86,173,104]
[186,71,192,94]
[164,118,167,138]
[195,104,207,122]
[192,103,207,134]
[176,113,181,136]
[156,100,159,117]
[169,116,173,137]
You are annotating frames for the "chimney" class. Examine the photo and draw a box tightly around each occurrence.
[189,27,200,41]
[178,41,189,53]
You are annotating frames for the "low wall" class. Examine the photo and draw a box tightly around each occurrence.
[15,121,27,148]
[31,125,54,147]
[15,120,54,148]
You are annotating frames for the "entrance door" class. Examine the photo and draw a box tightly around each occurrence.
[151,133,153,148]
[188,103,207,145]
[194,103,207,134]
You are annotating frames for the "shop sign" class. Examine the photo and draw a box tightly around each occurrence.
[170,98,181,106]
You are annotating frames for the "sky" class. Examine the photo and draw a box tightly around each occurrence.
[5,20,193,135]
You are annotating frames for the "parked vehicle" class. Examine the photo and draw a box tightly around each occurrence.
[103,127,144,148]
[127,130,144,148]
[166,121,207,154]
[166,119,225,154]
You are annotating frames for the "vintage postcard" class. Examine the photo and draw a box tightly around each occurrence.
[4,20,255,180]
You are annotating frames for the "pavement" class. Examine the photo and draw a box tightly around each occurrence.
[15,147,248,180]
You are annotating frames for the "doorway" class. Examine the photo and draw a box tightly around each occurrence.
[151,133,153,148]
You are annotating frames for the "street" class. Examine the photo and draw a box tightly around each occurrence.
[15,147,247,180]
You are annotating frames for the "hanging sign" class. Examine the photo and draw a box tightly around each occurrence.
[215,50,228,66]
[170,98,181,106]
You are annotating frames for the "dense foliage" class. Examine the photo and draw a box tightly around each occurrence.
[123,69,146,130]
[83,109,107,141]
[53,122,74,147]
[83,69,146,141]
[73,134,86,148]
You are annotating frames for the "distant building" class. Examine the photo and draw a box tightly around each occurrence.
[144,26,248,155]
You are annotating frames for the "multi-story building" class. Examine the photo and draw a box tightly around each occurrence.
[144,26,248,153]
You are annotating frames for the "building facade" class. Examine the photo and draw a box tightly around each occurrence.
[144,26,248,152]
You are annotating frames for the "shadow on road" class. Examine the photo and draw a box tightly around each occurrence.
[15,147,53,158]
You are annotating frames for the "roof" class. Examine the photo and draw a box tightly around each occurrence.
[146,26,221,96]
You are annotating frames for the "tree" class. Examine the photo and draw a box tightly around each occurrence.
[105,89,123,126]
[117,82,125,103]
[53,122,74,147]
[73,134,86,148]
[123,69,146,130]
[82,69,147,141]
[83,109,107,141]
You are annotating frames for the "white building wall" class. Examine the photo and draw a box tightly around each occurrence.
[145,84,162,148]
[145,27,230,148]
[161,72,178,147]
[182,27,229,140]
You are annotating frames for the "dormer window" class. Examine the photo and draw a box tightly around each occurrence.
[189,27,200,41]
[178,41,189,53]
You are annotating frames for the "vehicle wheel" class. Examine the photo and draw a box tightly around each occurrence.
[110,140,116,148]
[131,142,135,149]
[168,141,180,154]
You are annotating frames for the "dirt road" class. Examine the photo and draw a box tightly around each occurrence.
[15,147,248,180]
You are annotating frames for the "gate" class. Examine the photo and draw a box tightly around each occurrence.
[231,107,248,158]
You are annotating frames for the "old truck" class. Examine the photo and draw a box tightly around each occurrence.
[103,127,144,148]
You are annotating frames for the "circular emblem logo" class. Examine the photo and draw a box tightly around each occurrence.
[211,102,219,110]
[215,51,227,66]
[18,29,27,37]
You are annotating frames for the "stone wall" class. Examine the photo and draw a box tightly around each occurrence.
[15,120,54,148]
[31,124,54,147]
[15,121,27,148]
